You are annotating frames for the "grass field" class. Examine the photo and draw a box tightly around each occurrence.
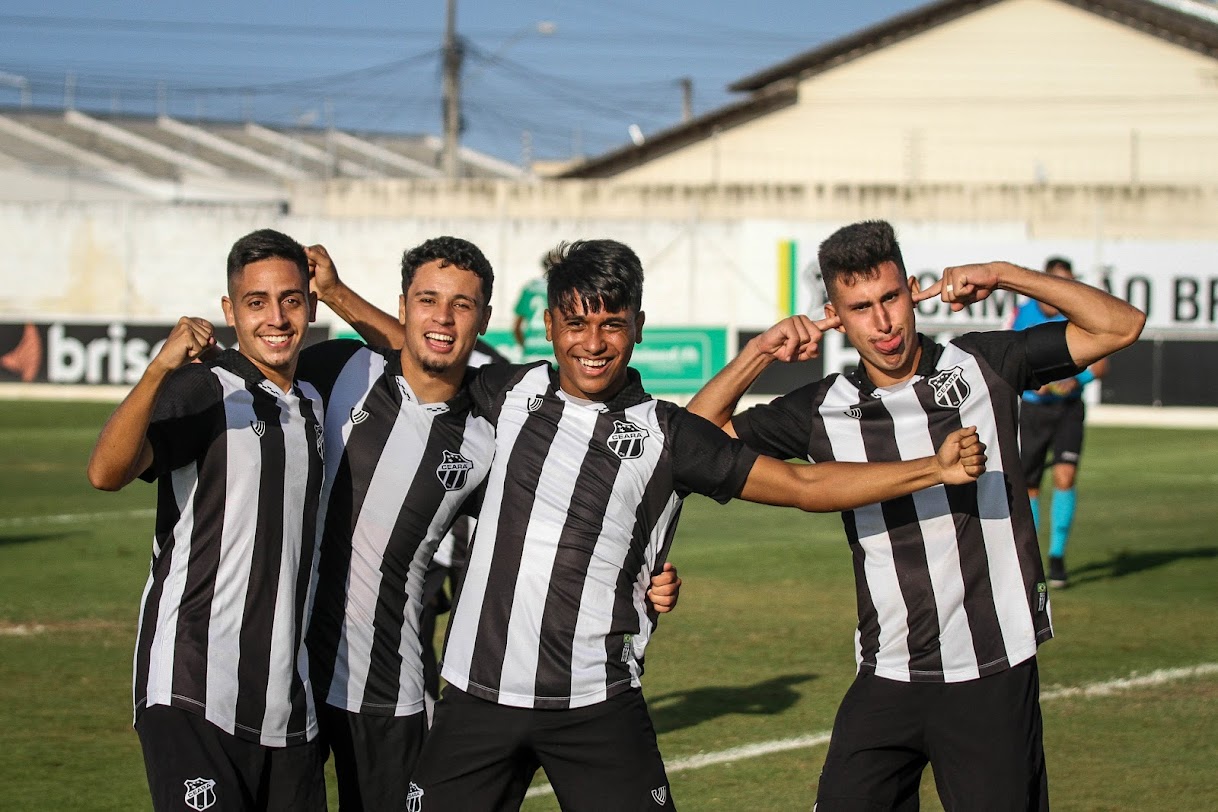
[2,400,1216,811]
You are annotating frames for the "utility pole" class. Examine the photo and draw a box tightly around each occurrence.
[442,0,463,179]
[680,77,693,123]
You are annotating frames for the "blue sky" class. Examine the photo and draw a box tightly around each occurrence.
[0,1,926,164]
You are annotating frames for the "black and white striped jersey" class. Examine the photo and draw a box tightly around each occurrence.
[135,349,325,747]
[433,339,507,570]
[734,323,1079,683]
[440,362,758,710]
[298,341,496,717]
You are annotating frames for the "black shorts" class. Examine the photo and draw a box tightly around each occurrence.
[1019,398,1085,484]
[319,704,427,812]
[815,658,1048,811]
[136,705,326,812]
[409,686,675,811]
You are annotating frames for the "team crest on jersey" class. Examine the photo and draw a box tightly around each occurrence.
[621,633,634,663]
[845,406,863,420]
[527,395,544,412]
[651,785,668,805]
[929,366,971,409]
[184,777,217,811]
[607,420,649,459]
[406,782,424,812]
[436,450,474,491]
[350,407,369,425]
[250,420,266,437]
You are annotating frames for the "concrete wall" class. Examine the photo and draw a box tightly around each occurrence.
[7,197,1217,336]
[290,179,1218,241]
[4,201,779,332]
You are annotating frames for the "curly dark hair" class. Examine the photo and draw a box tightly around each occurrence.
[817,220,906,296]
[226,229,308,294]
[544,239,643,315]
[400,236,494,304]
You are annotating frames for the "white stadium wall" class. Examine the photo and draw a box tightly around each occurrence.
[3,200,1217,406]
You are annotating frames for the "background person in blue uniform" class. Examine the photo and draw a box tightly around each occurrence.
[1011,257,1108,588]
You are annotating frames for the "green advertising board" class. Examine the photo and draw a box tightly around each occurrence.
[331,326,728,395]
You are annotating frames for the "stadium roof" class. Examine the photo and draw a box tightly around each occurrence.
[0,107,525,202]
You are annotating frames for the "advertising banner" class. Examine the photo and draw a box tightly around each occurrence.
[334,326,728,395]
[782,236,1218,336]
[0,321,331,385]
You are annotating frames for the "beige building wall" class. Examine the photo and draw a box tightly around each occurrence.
[609,0,1218,186]
[292,179,1218,241]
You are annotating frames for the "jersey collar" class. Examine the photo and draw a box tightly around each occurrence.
[544,364,652,412]
[212,348,299,398]
[377,344,473,412]
[846,334,944,398]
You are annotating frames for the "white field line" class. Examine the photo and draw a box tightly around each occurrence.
[523,662,1218,799]
[0,508,154,529]
[1040,662,1218,700]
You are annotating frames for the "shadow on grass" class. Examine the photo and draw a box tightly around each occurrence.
[1067,547,1218,586]
[648,673,817,734]
[0,530,82,547]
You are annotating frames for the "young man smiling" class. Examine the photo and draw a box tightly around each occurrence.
[688,220,1145,810]
[295,237,498,811]
[87,229,327,811]
[405,239,988,810]
[294,238,686,811]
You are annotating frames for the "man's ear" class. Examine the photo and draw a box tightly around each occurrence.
[308,291,318,323]
[544,308,554,342]
[221,296,236,327]
[907,276,921,297]
[398,294,407,325]
[824,302,845,333]
[479,304,492,336]
[634,310,645,344]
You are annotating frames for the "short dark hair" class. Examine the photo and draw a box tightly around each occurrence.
[400,236,494,305]
[1044,256,1074,275]
[818,220,906,295]
[544,239,643,315]
[226,229,308,293]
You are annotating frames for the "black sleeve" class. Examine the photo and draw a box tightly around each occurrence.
[140,365,223,482]
[296,339,367,404]
[731,382,822,461]
[956,323,1079,392]
[466,362,543,424]
[668,406,760,504]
